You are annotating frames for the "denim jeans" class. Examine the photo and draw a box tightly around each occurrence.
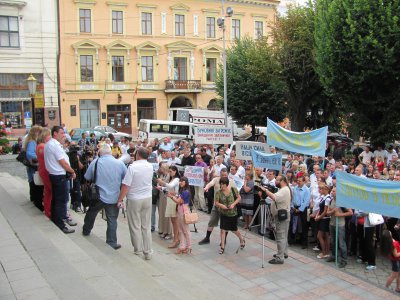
[83,200,119,247]
[49,174,68,230]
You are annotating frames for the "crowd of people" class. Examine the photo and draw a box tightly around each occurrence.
[19,127,400,291]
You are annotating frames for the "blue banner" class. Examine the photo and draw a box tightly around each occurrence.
[251,150,282,171]
[266,118,328,157]
[336,172,400,218]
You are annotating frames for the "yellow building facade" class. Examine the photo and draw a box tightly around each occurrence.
[59,0,279,134]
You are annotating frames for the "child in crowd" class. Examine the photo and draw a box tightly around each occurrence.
[380,230,400,292]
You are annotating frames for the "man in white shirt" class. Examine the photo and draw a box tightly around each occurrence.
[359,146,373,165]
[167,150,181,166]
[373,146,388,164]
[234,159,246,180]
[214,155,227,177]
[387,145,398,165]
[228,165,244,190]
[45,126,77,234]
[117,147,154,260]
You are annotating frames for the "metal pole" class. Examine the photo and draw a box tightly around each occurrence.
[222,0,228,126]
[31,95,36,126]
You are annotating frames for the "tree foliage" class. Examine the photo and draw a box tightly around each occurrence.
[271,3,343,132]
[315,0,400,143]
[215,36,287,134]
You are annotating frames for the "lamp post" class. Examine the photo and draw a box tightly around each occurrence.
[26,73,37,126]
[217,1,233,126]
[306,108,324,129]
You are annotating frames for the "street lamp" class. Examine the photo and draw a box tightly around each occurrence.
[318,108,324,116]
[217,1,233,126]
[306,107,324,129]
[26,73,37,126]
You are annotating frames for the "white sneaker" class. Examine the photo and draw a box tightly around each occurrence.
[144,253,152,260]
[312,246,320,251]
[366,265,376,271]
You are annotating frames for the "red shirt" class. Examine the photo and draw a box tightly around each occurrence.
[376,161,384,173]
[392,240,400,261]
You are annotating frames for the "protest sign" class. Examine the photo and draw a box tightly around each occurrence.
[184,166,204,187]
[336,171,400,218]
[236,141,270,160]
[194,126,233,144]
[266,118,327,157]
[251,150,282,171]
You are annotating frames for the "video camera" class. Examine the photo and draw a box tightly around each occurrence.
[254,182,279,194]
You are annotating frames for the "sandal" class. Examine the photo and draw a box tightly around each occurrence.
[168,241,180,249]
[240,240,246,250]
[219,247,225,255]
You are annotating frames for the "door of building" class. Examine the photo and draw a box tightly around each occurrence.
[107,104,131,134]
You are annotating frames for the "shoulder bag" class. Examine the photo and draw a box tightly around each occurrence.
[184,192,199,224]
[82,159,100,207]
[275,186,292,221]
[368,213,384,226]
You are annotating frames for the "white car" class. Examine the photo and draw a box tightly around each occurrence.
[93,126,132,140]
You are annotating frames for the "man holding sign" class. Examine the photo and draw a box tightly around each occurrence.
[193,154,208,211]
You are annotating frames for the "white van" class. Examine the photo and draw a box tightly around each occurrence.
[138,119,197,142]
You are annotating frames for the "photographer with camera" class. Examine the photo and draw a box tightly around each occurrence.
[68,143,84,212]
[263,175,292,264]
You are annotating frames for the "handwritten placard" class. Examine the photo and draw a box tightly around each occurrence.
[236,141,270,160]
[184,166,204,187]
[194,127,233,144]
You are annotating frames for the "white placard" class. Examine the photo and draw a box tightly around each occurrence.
[236,141,270,160]
[184,166,204,187]
[194,127,233,145]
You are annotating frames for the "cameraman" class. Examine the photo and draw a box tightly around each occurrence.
[263,175,292,265]
[68,143,84,212]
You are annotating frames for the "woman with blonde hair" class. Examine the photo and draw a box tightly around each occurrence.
[24,125,43,210]
[36,128,52,218]
[315,183,332,259]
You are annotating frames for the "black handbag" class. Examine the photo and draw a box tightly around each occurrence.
[275,186,292,221]
[82,159,100,207]
[16,150,38,171]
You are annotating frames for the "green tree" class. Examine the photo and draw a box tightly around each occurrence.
[271,3,343,132]
[315,0,400,143]
[215,36,287,138]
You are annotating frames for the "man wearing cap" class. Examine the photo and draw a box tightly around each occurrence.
[82,144,127,249]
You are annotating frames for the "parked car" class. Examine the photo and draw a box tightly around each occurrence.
[93,125,132,140]
[70,128,107,142]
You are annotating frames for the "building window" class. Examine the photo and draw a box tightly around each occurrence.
[161,12,167,34]
[141,12,152,35]
[79,9,91,33]
[80,100,100,128]
[80,55,93,82]
[175,14,185,36]
[255,21,263,39]
[112,11,123,34]
[0,16,19,47]
[112,56,124,82]
[141,56,153,82]
[174,57,187,80]
[206,58,217,82]
[232,19,240,40]
[206,17,215,38]
[137,99,155,125]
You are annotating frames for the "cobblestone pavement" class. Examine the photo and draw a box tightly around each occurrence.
[1,155,397,296]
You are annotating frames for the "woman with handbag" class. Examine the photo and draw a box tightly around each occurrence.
[36,128,52,218]
[157,163,172,239]
[170,177,192,254]
[24,125,43,211]
[157,165,180,248]
[215,177,245,254]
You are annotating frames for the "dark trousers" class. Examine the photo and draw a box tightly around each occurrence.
[70,178,82,208]
[363,227,376,266]
[206,187,214,213]
[29,181,44,211]
[83,200,119,246]
[49,174,68,230]
[350,222,358,255]
[299,210,308,247]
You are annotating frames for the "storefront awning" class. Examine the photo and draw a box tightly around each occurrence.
[0,97,31,102]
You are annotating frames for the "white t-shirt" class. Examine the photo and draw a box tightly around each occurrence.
[214,163,227,177]
[237,165,245,179]
[359,151,373,164]
[122,159,153,201]
[167,157,181,166]
[387,150,398,164]
[373,150,388,160]
[44,138,69,175]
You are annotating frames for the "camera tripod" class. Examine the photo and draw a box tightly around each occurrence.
[245,199,276,268]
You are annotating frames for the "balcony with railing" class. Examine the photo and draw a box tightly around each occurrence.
[165,80,202,93]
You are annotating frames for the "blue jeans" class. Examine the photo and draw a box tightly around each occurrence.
[83,200,119,247]
[49,174,68,230]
